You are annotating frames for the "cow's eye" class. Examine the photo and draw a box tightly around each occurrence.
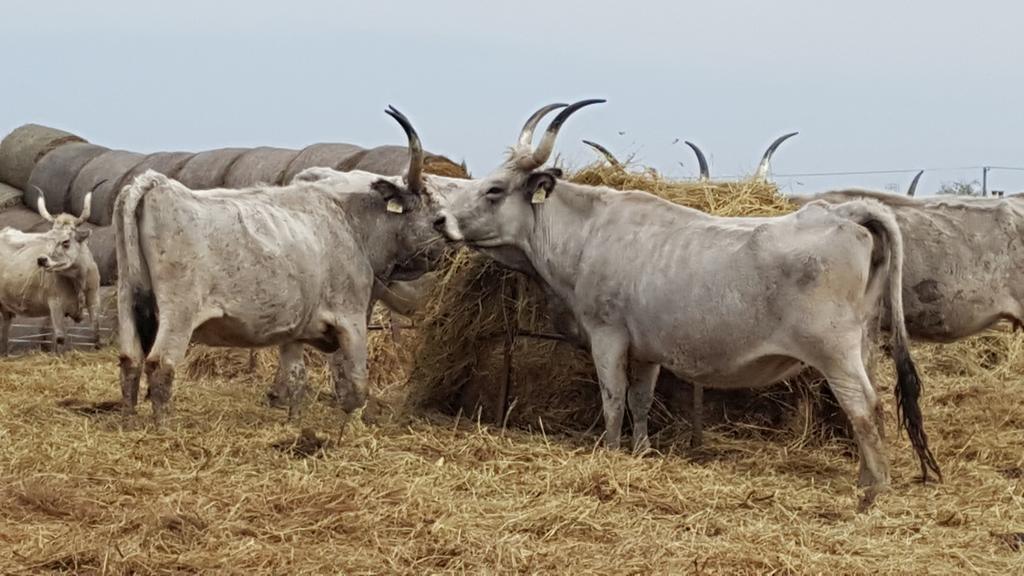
[61,241,71,249]
[485,186,504,197]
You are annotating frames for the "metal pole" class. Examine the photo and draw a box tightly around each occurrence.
[983,166,990,196]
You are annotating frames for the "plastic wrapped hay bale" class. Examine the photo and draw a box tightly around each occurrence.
[69,150,145,226]
[25,142,109,214]
[0,124,85,190]
[223,147,300,187]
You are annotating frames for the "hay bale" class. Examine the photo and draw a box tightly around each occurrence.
[282,143,367,182]
[0,124,85,190]
[0,205,46,232]
[0,182,21,211]
[407,165,817,439]
[25,142,109,215]
[69,151,145,226]
[82,224,117,286]
[174,148,248,190]
[120,151,195,183]
[223,147,300,187]
[352,145,414,175]
[354,145,468,178]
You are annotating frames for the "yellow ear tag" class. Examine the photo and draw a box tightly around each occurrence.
[386,199,404,214]
[531,189,547,204]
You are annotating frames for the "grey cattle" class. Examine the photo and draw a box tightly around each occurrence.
[0,194,100,354]
[430,101,940,506]
[793,189,1024,342]
[115,108,453,425]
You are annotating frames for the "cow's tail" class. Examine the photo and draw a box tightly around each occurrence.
[114,170,164,357]
[832,199,941,482]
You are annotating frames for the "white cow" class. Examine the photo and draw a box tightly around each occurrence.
[0,194,100,354]
[431,100,941,507]
[115,108,454,425]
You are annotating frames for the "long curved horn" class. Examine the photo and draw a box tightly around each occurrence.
[522,98,606,170]
[685,141,710,181]
[518,103,568,150]
[384,106,423,194]
[582,140,622,169]
[33,186,54,222]
[76,179,107,224]
[754,131,798,181]
[906,170,924,197]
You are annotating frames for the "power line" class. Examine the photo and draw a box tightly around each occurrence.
[772,165,1024,179]
[774,168,925,178]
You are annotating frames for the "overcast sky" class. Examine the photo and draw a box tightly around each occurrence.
[3,0,1022,195]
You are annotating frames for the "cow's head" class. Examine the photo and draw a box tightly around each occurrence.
[33,189,93,272]
[36,226,91,272]
[433,99,604,248]
[369,106,459,278]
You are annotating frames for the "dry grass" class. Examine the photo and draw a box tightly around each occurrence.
[1,332,1024,574]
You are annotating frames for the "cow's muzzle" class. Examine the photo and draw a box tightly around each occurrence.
[433,214,464,242]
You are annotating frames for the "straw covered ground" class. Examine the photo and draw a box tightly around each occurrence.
[1,166,1024,573]
[2,334,1024,573]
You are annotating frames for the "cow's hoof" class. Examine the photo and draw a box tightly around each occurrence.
[339,396,366,413]
[265,391,289,410]
[856,485,888,513]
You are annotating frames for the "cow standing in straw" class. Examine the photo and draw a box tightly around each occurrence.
[0,192,100,354]
[430,100,940,508]
[793,189,1024,343]
[114,108,455,425]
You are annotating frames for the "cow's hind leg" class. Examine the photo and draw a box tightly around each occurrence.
[627,360,659,454]
[330,318,369,413]
[118,287,145,415]
[817,353,890,510]
[588,326,630,450]
[144,310,197,427]
[0,310,11,357]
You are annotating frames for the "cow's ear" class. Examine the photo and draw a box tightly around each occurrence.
[74,229,91,242]
[371,179,417,214]
[525,169,560,205]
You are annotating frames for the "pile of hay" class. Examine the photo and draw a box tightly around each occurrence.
[406,164,862,442]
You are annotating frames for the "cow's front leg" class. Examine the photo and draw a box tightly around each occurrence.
[86,286,101,349]
[0,310,12,357]
[265,348,291,409]
[330,318,369,413]
[278,343,308,421]
[588,326,630,450]
[47,297,67,354]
